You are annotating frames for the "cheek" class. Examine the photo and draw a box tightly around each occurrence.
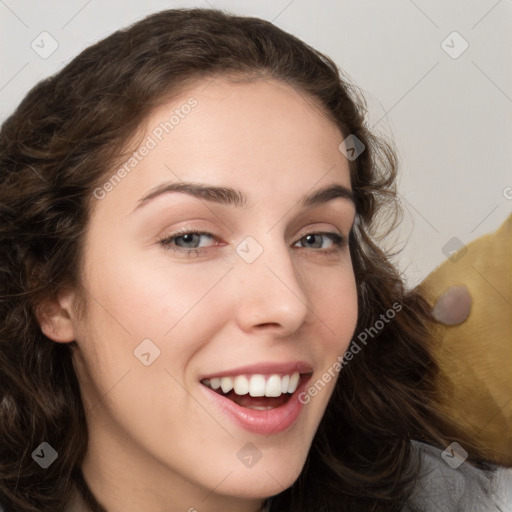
[307,266,358,399]
[73,252,213,431]
[314,265,358,349]
[300,286,357,420]
[78,245,237,392]
[84,245,222,338]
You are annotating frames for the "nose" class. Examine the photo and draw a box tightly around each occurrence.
[232,235,311,337]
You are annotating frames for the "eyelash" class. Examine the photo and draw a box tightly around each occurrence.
[157,228,347,258]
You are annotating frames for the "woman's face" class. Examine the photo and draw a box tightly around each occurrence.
[66,77,358,511]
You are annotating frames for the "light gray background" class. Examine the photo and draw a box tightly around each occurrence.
[1,0,511,287]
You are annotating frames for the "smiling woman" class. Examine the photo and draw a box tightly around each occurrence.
[0,7,503,512]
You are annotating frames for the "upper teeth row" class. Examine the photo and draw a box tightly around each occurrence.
[202,372,300,397]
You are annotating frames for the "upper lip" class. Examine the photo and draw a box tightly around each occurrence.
[199,361,313,380]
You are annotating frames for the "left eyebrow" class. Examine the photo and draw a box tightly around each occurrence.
[131,180,355,214]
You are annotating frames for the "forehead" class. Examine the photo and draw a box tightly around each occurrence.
[92,77,351,216]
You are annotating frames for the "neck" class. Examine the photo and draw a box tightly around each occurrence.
[74,476,267,512]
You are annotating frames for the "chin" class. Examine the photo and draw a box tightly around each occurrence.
[211,448,307,499]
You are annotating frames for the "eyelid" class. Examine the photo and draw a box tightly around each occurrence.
[157,223,219,242]
[157,225,348,259]
[158,221,345,245]
[294,222,343,239]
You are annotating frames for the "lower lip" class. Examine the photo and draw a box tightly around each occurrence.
[199,376,311,436]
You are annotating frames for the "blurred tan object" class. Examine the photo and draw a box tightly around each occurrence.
[418,214,512,466]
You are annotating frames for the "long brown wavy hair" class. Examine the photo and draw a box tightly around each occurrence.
[0,8,490,512]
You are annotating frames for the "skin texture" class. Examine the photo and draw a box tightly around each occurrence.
[40,77,359,512]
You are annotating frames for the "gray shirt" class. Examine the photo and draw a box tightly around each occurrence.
[401,440,512,511]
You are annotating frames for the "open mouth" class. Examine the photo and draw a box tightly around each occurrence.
[200,372,311,410]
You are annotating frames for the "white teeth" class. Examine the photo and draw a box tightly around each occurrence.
[281,374,290,393]
[204,372,302,397]
[265,374,282,397]
[288,372,300,393]
[233,375,249,395]
[249,374,266,397]
[210,377,221,390]
[220,376,234,394]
